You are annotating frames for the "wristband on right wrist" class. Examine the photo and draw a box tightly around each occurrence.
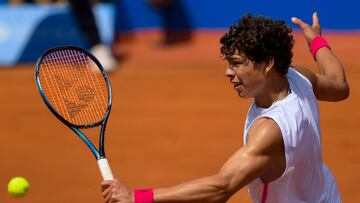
[310,36,331,60]
[134,188,154,203]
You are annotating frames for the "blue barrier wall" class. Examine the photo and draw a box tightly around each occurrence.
[0,0,359,65]
[118,0,360,30]
[0,4,115,65]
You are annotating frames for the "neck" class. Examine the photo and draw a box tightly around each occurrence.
[255,74,290,108]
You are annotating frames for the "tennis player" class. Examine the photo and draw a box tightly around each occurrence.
[101,12,349,203]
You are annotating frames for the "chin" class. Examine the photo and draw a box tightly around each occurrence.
[237,91,250,99]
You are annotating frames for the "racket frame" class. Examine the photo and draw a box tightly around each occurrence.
[35,46,112,160]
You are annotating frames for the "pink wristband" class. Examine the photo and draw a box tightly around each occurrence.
[134,189,154,203]
[310,36,331,60]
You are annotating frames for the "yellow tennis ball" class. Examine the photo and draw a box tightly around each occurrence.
[7,177,30,198]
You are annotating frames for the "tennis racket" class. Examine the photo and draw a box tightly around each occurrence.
[35,46,114,180]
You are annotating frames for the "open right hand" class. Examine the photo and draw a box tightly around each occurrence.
[291,12,322,45]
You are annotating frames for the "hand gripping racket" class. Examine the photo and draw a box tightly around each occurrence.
[35,46,114,180]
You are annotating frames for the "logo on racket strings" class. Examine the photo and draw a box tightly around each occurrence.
[54,74,96,118]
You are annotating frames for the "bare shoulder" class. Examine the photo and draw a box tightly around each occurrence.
[246,118,284,154]
[246,118,286,181]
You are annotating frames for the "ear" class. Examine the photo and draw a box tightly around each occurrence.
[264,57,275,74]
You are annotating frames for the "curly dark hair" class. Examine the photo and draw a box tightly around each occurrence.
[220,14,294,74]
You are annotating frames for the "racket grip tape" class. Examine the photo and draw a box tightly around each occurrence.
[97,158,114,180]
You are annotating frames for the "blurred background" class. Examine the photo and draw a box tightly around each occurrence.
[1,0,359,66]
[0,0,359,202]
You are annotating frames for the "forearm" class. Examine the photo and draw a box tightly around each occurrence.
[315,46,347,84]
[152,147,269,203]
[154,175,231,203]
[307,36,349,101]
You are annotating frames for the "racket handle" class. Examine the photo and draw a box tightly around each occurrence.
[97,158,114,180]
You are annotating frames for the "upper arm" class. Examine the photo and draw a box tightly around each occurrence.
[292,65,349,101]
[217,118,285,194]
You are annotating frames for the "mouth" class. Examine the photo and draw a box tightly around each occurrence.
[233,83,242,89]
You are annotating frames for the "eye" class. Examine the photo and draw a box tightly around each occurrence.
[229,62,241,69]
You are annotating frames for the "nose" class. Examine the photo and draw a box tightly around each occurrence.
[225,66,241,84]
[225,66,235,77]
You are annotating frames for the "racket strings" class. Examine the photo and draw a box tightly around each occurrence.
[39,49,109,126]
[62,49,107,123]
[60,50,98,123]
[73,50,108,118]
[51,50,106,124]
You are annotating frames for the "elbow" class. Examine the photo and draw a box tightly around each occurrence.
[322,82,350,102]
[342,83,350,100]
[336,82,350,101]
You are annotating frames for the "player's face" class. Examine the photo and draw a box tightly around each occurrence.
[225,53,266,98]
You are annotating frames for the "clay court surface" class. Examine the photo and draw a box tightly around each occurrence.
[0,31,359,202]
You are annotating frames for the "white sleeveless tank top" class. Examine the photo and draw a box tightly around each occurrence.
[243,68,341,203]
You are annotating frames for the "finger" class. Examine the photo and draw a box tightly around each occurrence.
[105,188,118,203]
[104,190,113,203]
[111,188,121,200]
[312,12,320,28]
[102,184,114,198]
[104,191,112,203]
[291,17,308,29]
[102,184,110,192]
[102,180,113,186]
[101,180,113,191]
